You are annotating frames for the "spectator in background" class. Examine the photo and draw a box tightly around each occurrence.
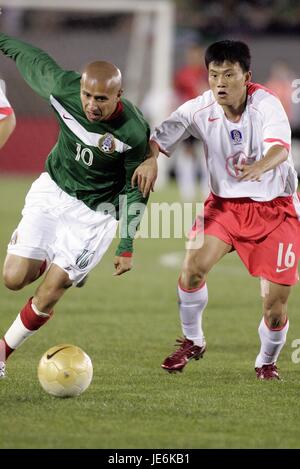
[174,44,208,104]
[0,79,16,149]
[173,44,209,201]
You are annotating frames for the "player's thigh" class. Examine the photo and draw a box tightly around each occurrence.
[183,234,232,274]
[3,254,44,284]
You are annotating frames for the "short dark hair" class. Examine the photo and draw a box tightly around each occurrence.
[205,40,251,72]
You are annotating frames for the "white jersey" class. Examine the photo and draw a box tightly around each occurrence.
[0,82,13,120]
[152,83,297,201]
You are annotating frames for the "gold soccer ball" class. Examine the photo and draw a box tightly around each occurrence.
[38,344,93,397]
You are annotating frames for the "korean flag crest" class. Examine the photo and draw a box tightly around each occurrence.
[230,129,243,144]
[98,133,116,154]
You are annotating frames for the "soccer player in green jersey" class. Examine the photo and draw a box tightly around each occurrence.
[0,34,157,378]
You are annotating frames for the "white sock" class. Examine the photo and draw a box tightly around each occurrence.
[255,317,289,368]
[178,282,208,347]
[4,300,50,351]
[4,314,36,350]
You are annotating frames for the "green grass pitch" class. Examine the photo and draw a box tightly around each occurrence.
[0,176,300,449]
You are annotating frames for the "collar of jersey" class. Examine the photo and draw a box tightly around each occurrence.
[50,95,132,152]
[106,101,123,121]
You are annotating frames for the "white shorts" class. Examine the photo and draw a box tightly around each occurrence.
[7,173,118,285]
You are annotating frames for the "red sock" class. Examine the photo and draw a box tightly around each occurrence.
[0,338,13,360]
[20,297,52,330]
[4,338,13,359]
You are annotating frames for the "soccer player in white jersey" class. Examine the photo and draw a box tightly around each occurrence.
[134,40,300,380]
[0,81,16,149]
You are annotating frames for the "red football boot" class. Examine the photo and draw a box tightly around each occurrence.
[255,363,281,380]
[161,337,206,373]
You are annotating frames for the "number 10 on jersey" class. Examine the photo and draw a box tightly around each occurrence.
[75,143,94,167]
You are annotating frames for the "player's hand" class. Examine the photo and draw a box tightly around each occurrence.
[131,156,158,198]
[113,256,133,276]
[235,162,264,182]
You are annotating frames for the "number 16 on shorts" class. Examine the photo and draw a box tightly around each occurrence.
[276,243,295,273]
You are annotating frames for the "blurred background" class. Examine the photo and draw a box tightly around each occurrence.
[0,0,300,200]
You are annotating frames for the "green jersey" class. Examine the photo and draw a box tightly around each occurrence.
[0,33,150,255]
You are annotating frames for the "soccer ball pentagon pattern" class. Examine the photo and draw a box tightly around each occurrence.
[38,344,93,397]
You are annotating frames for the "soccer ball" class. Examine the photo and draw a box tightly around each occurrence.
[37,344,93,398]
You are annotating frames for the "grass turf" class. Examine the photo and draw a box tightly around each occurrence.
[0,176,300,449]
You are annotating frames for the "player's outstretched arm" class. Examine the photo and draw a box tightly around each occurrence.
[0,33,66,100]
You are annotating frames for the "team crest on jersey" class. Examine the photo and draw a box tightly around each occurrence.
[98,133,116,154]
[230,129,243,144]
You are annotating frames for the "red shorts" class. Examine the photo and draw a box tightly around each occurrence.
[195,193,300,285]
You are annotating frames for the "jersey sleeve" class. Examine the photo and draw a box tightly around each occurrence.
[150,103,192,156]
[0,33,76,100]
[260,94,291,155]
[115,127,151,257]
[0,84,13,120]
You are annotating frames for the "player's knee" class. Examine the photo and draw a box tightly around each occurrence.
[264,297,287,329]
[34,289,58,311]
[180,265,206,290]
[183,255,209,285]
[3,267,27,291]
[264,312,286,329]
